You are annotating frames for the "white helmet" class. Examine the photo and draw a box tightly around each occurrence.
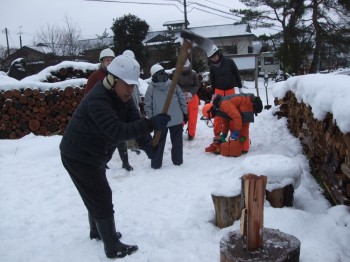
[207,44,219,58]
[150,64,164,76]
[99,48,115,61]
[123,50,135,59]
[107,54,140,85]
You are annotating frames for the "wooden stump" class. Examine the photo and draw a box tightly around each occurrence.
[211,193,242,228]
[266,184,294,208]
[220,228,301,262]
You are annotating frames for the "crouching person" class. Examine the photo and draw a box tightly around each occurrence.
[59,55,170,259]
[204,93,261,155]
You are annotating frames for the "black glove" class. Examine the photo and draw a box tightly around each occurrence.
[183,114,188,124]
[146,113,171,132]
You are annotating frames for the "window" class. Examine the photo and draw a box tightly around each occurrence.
[264,56,279,65]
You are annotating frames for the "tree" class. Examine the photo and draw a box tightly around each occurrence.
[34,24,63,55]
[111,14,150,69]
[231,0,313,73]
[61,15,82,56]
[33,15,82,56]
[231,0,350,73]
[308,0,350,72]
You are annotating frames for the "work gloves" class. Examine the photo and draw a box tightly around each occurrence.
[146,113,171,132]
[183,114,188,125]
[230,130,240,140]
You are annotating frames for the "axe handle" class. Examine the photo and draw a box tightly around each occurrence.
[152,40,192,148]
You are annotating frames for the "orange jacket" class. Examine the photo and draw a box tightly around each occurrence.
[218,94,254,133]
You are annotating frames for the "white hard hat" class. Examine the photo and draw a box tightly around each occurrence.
[123,50,135,59]
[107,54,140,85]
[99,48,115,61]
[150,64,164,77]
[207,44,219,58]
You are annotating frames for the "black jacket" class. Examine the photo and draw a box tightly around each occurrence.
[209,56,243,92]
[60,81,150,168]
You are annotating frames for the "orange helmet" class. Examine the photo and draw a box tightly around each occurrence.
[202,103,215,119]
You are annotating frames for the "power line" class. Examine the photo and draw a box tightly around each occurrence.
[84,0,184,12]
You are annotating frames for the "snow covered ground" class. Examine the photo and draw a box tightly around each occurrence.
[1,70,350,261]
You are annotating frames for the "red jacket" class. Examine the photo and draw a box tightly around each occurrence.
[84,67,107,95]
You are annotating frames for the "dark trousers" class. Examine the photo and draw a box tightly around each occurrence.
[61,153,114,219]
[151,124,183,169]
[117,141,128,163]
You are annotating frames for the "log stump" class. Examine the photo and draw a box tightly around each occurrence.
[266,184,294,208]
[211,193,242,228]
[220,228,301,262]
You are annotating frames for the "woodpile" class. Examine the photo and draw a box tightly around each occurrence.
[0,86,85,139]
[45,67,95,83]
[274,91,350,205]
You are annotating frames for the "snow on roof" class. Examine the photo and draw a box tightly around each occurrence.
[189,24,252,39]
[163,20,185,26]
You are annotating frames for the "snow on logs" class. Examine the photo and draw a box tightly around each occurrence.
[211,155,301,229]
[274,91,350,205]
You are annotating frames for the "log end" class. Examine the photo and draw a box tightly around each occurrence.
[220,228,300,262]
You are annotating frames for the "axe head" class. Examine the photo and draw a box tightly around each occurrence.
[180,29,214,55]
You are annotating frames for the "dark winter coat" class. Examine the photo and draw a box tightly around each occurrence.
[60,81,151,168]
[209,56,243,92]
[177,68,200,96]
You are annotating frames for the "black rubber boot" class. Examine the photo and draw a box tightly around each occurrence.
[118,142,133,171]
[89,212,101,240]
[89,213,122,240]
[95,217,138,258]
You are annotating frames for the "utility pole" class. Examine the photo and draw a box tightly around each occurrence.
[184,0,188,29]
[18,26,22,48]
[5,28,10,56]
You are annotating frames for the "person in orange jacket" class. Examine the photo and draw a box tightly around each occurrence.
[207,45,244,141]
[204,93,258,154]
[177,59,200,141]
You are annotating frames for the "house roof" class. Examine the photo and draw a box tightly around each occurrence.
[189,24,252,39]
[77,23,255,49]
[144,23,255,45]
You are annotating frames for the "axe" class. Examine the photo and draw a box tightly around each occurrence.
[152,30,214,147]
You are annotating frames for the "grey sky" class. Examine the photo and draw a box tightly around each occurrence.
[0,0,250,48]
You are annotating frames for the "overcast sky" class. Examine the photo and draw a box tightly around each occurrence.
[0,0,276,49]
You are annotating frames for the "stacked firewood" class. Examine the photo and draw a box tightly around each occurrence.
[45,67,95,83]
[275,91,350,205]
[0,86,84,139]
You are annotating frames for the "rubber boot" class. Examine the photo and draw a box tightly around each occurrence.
[89,212,101,240]
[118,143,133,171]
[89,213,122,240]
[95,217,138,258]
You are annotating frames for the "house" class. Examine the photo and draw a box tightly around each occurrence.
[2,44,84,77]
[143,21,258,78]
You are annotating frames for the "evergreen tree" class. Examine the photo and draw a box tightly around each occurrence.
[111,14,150,69]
